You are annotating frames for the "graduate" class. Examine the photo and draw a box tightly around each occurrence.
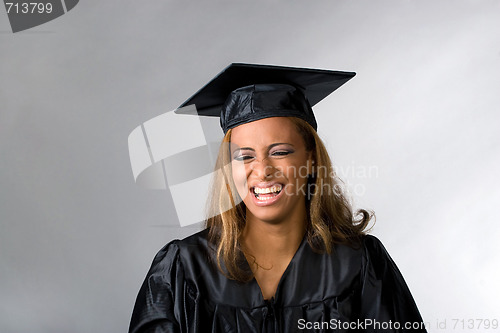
[129,63,427,333]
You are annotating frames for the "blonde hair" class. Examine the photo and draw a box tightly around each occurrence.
[205,117,373,282]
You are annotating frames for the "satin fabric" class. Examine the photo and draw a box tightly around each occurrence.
[220,84,317,134]
[129,229,426,332]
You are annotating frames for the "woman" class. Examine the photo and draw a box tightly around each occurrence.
[129,64,426,332]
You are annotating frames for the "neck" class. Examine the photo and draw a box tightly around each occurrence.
[241,212,306,262]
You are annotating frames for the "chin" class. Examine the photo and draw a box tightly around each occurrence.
[244,202,291,224]
[249,212,287,224]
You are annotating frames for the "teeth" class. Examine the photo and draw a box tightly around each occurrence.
[253,185,282,194]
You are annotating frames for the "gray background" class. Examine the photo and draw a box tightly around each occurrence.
[1,1,499,332]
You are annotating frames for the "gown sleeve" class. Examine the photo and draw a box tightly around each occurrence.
[128,241,181,333]
[359,235,427,332]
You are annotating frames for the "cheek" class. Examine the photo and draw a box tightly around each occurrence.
[280,161,310,194]
[282,174,308,197]
[231,161,250,199]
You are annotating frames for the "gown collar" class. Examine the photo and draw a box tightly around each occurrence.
[246,233,309,307]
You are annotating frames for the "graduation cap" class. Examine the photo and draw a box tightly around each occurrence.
[175,63,355,133]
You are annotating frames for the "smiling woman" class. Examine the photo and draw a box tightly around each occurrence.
[231,118,312,224]
[128,64,427,333]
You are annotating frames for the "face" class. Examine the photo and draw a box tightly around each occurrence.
[230,117,313,224]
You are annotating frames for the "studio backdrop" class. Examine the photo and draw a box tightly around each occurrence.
[1,1,499,332]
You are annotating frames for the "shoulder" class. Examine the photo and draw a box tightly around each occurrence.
[359,234,403,279]
[357,235,426,324]
[155,228,210,253]
[175,228,212,256]
[179,228,210,246]
[361,233,387,254]
[361,234,394,259]
[330,234,387,261]
[150,228,214,276]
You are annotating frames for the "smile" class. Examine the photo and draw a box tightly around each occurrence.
[252,184,283,201]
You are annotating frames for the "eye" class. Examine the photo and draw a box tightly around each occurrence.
[271,150,293,157]
[233,154,255,162]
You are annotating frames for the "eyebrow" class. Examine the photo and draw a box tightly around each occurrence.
[232,142,295,153]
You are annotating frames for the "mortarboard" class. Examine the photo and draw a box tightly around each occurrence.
[175,63,356,133]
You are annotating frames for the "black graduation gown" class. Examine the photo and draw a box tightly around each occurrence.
[129,229,426,333]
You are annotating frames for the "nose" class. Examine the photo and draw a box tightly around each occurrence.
[249,156,275,180]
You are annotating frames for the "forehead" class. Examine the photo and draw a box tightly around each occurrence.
[229,117,303,149]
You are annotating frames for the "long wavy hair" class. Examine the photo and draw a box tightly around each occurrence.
[205,117,374,282]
